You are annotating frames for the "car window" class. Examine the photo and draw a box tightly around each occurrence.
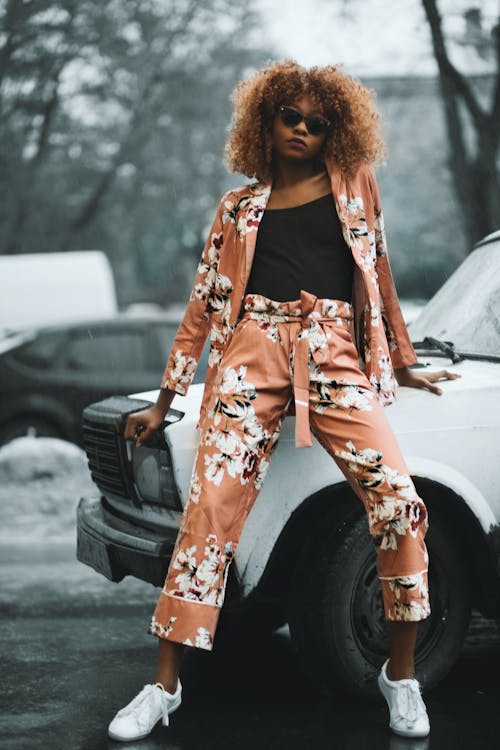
[151,324,179,371]
[63,329,149,371]
[409,242,500,355]
[13,331,65,368]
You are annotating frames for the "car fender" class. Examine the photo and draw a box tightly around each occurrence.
[164,412,202,502]
[404,455,496,532]
[158,387,498,598]
[235,450,496,597]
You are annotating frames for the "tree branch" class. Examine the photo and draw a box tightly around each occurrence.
[68,0,200,233]
[422,0,487,129]
[490,19,500,152]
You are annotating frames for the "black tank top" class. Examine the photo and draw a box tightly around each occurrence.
[244,192,354,302]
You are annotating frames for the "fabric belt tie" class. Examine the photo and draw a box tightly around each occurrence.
[242,289,354,450]
[294,289,331,448]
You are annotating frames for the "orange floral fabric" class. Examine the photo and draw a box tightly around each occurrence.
[149,293,430,651]
[159,161,419,438]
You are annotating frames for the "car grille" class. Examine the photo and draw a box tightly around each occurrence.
[82,422,129,500]
[81,395,183,512]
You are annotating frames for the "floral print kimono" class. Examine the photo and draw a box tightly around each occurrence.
[148,160,430,651]
[160,160,418,430]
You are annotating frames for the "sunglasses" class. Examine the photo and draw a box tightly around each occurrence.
[278,105,330,136]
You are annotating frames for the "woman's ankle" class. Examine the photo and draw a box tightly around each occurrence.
[153,677,179,694]
[386,658,415,681]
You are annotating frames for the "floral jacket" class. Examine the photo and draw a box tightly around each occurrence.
[160,159,418,432]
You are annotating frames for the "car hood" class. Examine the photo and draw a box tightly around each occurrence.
[377,355,500,435]
[129,355,500,436]
[128,384,205,416]
[402,355,500,395]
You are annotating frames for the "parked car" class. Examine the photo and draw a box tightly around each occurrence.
[0,313,210,447]
[76,230,500,698]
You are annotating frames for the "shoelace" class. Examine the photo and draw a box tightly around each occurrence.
[116,684,171,727]
[396,679,423,726]
[158,685,171,726]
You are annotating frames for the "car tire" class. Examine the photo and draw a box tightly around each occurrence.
[216,593,286,647]
[286,509,471,698]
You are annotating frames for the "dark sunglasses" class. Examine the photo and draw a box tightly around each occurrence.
[278,104,330,136]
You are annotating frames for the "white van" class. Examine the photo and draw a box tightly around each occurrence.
[0,250,117,334]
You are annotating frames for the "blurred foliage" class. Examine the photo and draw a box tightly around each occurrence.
[0,0,270,304]
[1,0,498,307]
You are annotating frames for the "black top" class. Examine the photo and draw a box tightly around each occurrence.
[244,192,354,303]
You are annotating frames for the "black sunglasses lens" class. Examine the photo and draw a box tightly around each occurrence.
[307,118,328,135]
[280,107,302,127]
[280,106,328,135]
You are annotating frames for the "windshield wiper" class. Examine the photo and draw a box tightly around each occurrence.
[412,336,464,364]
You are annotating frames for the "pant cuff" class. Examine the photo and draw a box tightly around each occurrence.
[380,571,431,622]
[147,592,221,651]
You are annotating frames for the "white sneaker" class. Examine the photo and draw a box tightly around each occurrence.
[108,679,182,742]
[378,659,430,738]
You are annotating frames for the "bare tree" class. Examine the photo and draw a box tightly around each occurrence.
[0,0,270,305]
[422,0,500,248]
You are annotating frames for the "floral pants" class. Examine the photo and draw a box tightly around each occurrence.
[148,290,430,651]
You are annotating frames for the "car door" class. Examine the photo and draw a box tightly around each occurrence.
[57,323,163,424]
[150,321,211,385]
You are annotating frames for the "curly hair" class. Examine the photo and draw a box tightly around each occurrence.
[224,58,387,184]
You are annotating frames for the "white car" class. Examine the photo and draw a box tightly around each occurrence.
[77,229,500,697]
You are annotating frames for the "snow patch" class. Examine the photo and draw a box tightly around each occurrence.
[0,437,97,542]
[0,436,84,482]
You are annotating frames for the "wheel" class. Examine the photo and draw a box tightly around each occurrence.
[287,509,471,698]
[215,571,286,646]
[0,416,63,446]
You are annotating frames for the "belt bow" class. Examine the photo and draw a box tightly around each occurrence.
[293,290,331,448]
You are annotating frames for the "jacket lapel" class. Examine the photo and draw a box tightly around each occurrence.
[243,182,271,283]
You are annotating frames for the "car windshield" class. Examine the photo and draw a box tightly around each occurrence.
[409,241,500,357]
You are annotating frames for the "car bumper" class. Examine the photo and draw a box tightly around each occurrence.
[76,495,179,587]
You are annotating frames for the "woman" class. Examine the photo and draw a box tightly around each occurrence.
[108,59,459,742]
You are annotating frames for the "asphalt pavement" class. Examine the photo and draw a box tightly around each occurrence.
[1,540,500,750]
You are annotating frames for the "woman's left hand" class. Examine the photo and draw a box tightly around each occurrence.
[393,365,462,395]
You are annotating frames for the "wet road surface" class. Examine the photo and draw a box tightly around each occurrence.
[1,540,500,750]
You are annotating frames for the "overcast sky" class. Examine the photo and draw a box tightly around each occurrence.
[255,0,498,76]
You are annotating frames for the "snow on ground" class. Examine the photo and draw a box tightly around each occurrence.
[0,436,159,607]
[0,436,97,543]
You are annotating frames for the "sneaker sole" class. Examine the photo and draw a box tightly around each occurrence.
[108,727,153,742]
[389,724,430,739]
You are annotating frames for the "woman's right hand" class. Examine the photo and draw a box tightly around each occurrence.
[124,387,176,446]
[124,406,166,447]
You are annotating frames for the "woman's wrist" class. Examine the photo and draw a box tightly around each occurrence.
[154,387,175,418]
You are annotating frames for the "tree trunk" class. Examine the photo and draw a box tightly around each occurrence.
[422,0,500,249]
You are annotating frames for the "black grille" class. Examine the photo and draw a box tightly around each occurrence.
[82,422,130,500]
[82,396,151,504]
[81,395,184,511]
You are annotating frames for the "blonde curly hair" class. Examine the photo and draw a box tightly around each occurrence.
[224,58,387,183]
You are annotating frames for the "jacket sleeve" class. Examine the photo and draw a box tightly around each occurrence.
[159,196,225,395]
[367,166,418,369]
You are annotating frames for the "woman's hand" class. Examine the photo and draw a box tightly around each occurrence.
[124,406,165,446]
[124,388,176,446]
[394,365,462,395]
